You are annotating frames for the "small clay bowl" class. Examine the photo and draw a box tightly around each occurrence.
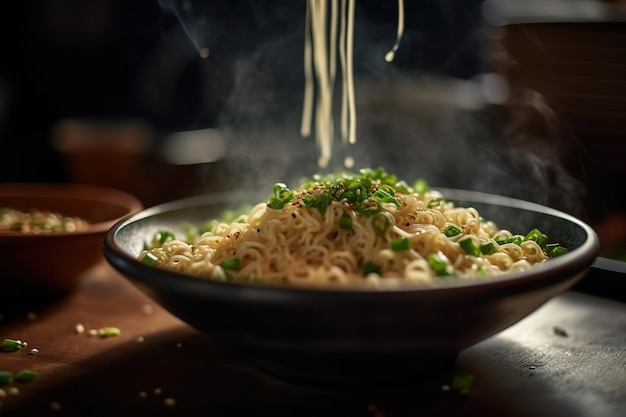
[0,183,143,298]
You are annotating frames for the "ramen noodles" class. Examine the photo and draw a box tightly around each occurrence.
[302,0,404,168]
[139,168,567,289]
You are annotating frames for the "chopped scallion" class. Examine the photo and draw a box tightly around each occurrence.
[459,238,480,257]
[371,213,390,237]
[268,183,294,210]
[443,223,463,237]
[15,369,38,383]
[546,244,568,257]
[311,192,333,212]
[141,252,159,266]
[339,217,352,230]
[452,374,475,391]
[391,238,411,251]
[2,338,23,351]
[362,261,381,275]
[155,230,176,246]
[427,254,455,276]
[99,327,121,338]
[412,178,429,194]
[525,228,547,247]
[479,241,496,255]
[358,200,382,217]
[427,198,444,209]
[221,257,240,270]
[496,235,524,246]
[371,186,400,207]
[0,370,13,385]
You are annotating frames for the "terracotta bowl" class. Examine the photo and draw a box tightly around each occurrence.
[0,183,143,298]
[104,189,599,384]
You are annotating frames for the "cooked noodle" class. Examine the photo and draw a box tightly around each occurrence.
[139,169,567,290]
[302,0,404,167]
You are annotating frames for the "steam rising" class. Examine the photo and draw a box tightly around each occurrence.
[155,0,587,218]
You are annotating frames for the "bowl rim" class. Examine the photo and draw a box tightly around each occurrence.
[104,187,600,302]
[0,182,143,237]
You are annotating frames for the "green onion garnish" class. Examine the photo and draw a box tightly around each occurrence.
[371,186,400,207]
[155,230,176,246]
[393,180,412,194]
[311,192,333,212]
[427,198,444,209]
[546,244,568,257]
[273,182,293,201]
[358,200,382,217]
[221,257,241,270]
[525,228,547,247]
[479,241,496,255]
[412,178,429,194]
[495,235,524,246]
[268,183,294,210]
[362,261,381,275]
[391,238,411,251]
[141,252,159,266]
[476,265,487,278]
[182,223,198,242]
[339,217,352,230]
[443,223,463,237]
[371,213,390,237]
[459,238,480,257]
[427,254,455,276]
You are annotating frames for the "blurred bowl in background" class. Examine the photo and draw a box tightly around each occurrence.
[51,118,154,199]
[0,183,143,298]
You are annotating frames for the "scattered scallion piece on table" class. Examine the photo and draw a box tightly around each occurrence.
[99,327,121,338]
[15,370,38,383]
[546,243,568,257]
[0,370,13,385]
[452,374,475,393]
[2,338,24,351]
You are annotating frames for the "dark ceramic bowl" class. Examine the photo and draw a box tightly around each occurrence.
[104,189,599,384]
[0,183,143,298]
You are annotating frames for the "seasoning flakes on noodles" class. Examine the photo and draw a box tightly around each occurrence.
[138,168,568,289]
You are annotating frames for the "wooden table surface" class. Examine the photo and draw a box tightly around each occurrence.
[1,260,625,417]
